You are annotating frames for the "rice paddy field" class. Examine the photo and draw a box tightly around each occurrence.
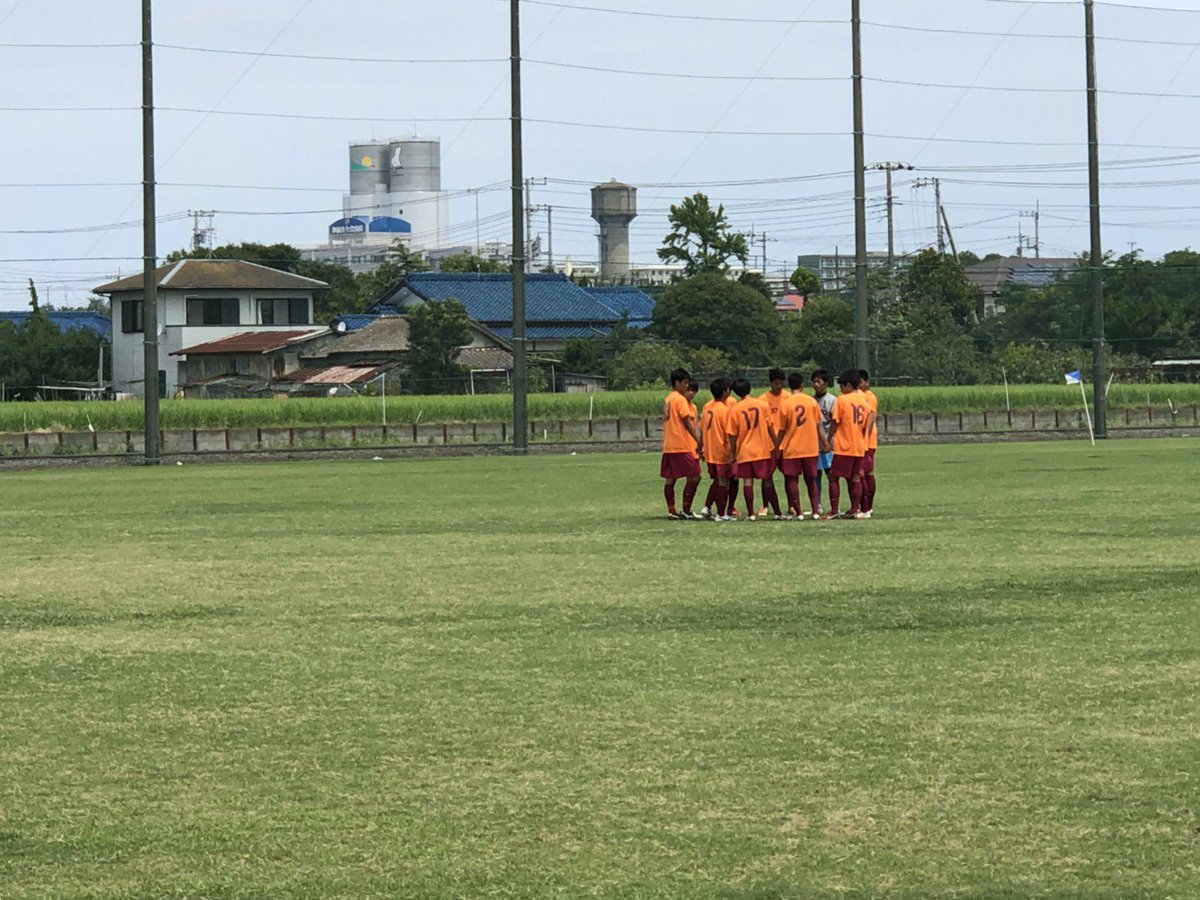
[1,439,1198,897]
[2,382,1199,433]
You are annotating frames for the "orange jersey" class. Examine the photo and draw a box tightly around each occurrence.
[860,389,879,450]
[728,395,775,464]
[831,390,869,457]
[700,399,733,464]
[778,392,823,459]
[760,389,787,430]
[662,390,697,454]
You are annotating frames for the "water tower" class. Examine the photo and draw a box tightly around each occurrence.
[591,180,637,283]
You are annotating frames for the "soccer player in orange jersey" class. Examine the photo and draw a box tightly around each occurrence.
[778,371,829,519]
[727,377,781,521]
[825,369,870,519]
[757,368,788,517]
[661,367,702,520]
[723,387,741,518]
[858,369,879,518]
[698,378,735,521]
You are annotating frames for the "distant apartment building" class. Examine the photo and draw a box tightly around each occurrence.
[795,251,892,293]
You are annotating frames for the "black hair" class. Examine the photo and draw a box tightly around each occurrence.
[709,377,728,399]
[838,368,861,389]
[811,369,829,384]
[731,377,752,399]
[787,371,804,391]
[858,369,870,381]
[688,380,700,395]
[669,367,691,387]
[768,367,786,382]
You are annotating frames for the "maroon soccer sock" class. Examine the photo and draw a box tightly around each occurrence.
[828,479,841,516]
[704,482,719,510]
[764,481,782,516]
[743,484,755,514]
[804,475,820,515]
[849,479,863,516]
[682,479,699,512]
[663,482,677,515]
[864,474,876,511]
[715,483,729,515]
[784,476,801,516]
[727,478,739,513]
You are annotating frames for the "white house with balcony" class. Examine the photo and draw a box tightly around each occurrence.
[95,259,328,397]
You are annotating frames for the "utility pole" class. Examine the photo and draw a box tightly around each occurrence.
[869,162,912,280]
[189,210,215,255]
[546,205,553,271]
[141,0,160,465]
[510,0,528,453]
[913,177,946,255]
[1085,0,1107,438]
[851,0,869,370]
[523,177,546,271]
[1020,203,1041,258]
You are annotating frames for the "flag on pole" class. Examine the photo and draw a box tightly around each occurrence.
[1065,370,1083,385]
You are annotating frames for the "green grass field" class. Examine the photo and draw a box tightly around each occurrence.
[2,441,1198,897]
[4,383,1200,432]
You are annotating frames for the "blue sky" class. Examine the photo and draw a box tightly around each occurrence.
[2,0,1199,309]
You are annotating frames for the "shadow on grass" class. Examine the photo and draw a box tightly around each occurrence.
[0,604,240,632]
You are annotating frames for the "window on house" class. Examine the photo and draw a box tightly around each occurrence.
[186,298,240,326]
[121,299,144,334]
[258,298,310,325]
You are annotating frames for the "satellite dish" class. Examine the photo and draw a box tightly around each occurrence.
[333,319,348,334]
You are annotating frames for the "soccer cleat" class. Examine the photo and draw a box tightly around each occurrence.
[700,506,711,519]
[758,506,770,518]
[681,510,703,520]
[714,514,732,523]
[862,510,873,519]
[853,511,869,519]
[747,514,757,522]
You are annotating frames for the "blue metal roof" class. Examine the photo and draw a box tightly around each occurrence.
[0,310,110,339]
[378,273,621,326]
[1009,263,1077,288]
[582,286,656,325]
[489,325,612,341]
[330,313,397,333]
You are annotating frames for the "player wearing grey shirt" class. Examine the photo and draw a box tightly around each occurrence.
[811,369,836,513]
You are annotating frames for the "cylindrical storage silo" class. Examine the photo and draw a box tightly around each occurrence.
[388,139,441,192]
[349,143,389,195]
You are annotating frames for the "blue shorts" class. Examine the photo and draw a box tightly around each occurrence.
[818,451,833,471]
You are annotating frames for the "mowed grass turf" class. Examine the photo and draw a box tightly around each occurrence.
[1,441,1197,897]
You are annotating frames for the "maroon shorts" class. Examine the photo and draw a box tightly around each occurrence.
[706,462,733,480]
[779,456,819,478]
[661,452,700,480]
[733,457,776,481]
[861,448,876,475]
[829,454,864,480]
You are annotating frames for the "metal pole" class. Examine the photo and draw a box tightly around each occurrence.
[851,0,869,370]
[141,0,160,464]
[546,206,553,271]
[1085,0,1107,438]
[934,178,945,256]
[885,166,894,276]
[510,0,528,453]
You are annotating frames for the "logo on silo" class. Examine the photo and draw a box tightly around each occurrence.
[391,146,404,171]
[351,153,378,171]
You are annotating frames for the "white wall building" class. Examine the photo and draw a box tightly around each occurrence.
[94,260,328,397]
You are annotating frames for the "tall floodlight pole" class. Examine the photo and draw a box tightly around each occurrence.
[141,0,160,464]
[510,0,528,453]
[1085,0,1107,438]
[851,0,869,370]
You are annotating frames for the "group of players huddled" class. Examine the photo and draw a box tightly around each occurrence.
[660,367,878,521]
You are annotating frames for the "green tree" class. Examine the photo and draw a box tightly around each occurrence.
[651,273,779,364]
[789,266,822,296]
[405,299,472,394]
[609,340,687,390]
[657,193,749,276]
[778,295,854,372]
[438,252,507,274]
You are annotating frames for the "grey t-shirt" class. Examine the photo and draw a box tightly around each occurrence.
[815,392,836,440]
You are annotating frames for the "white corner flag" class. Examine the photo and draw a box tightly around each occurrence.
[1065,370,1095,445]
